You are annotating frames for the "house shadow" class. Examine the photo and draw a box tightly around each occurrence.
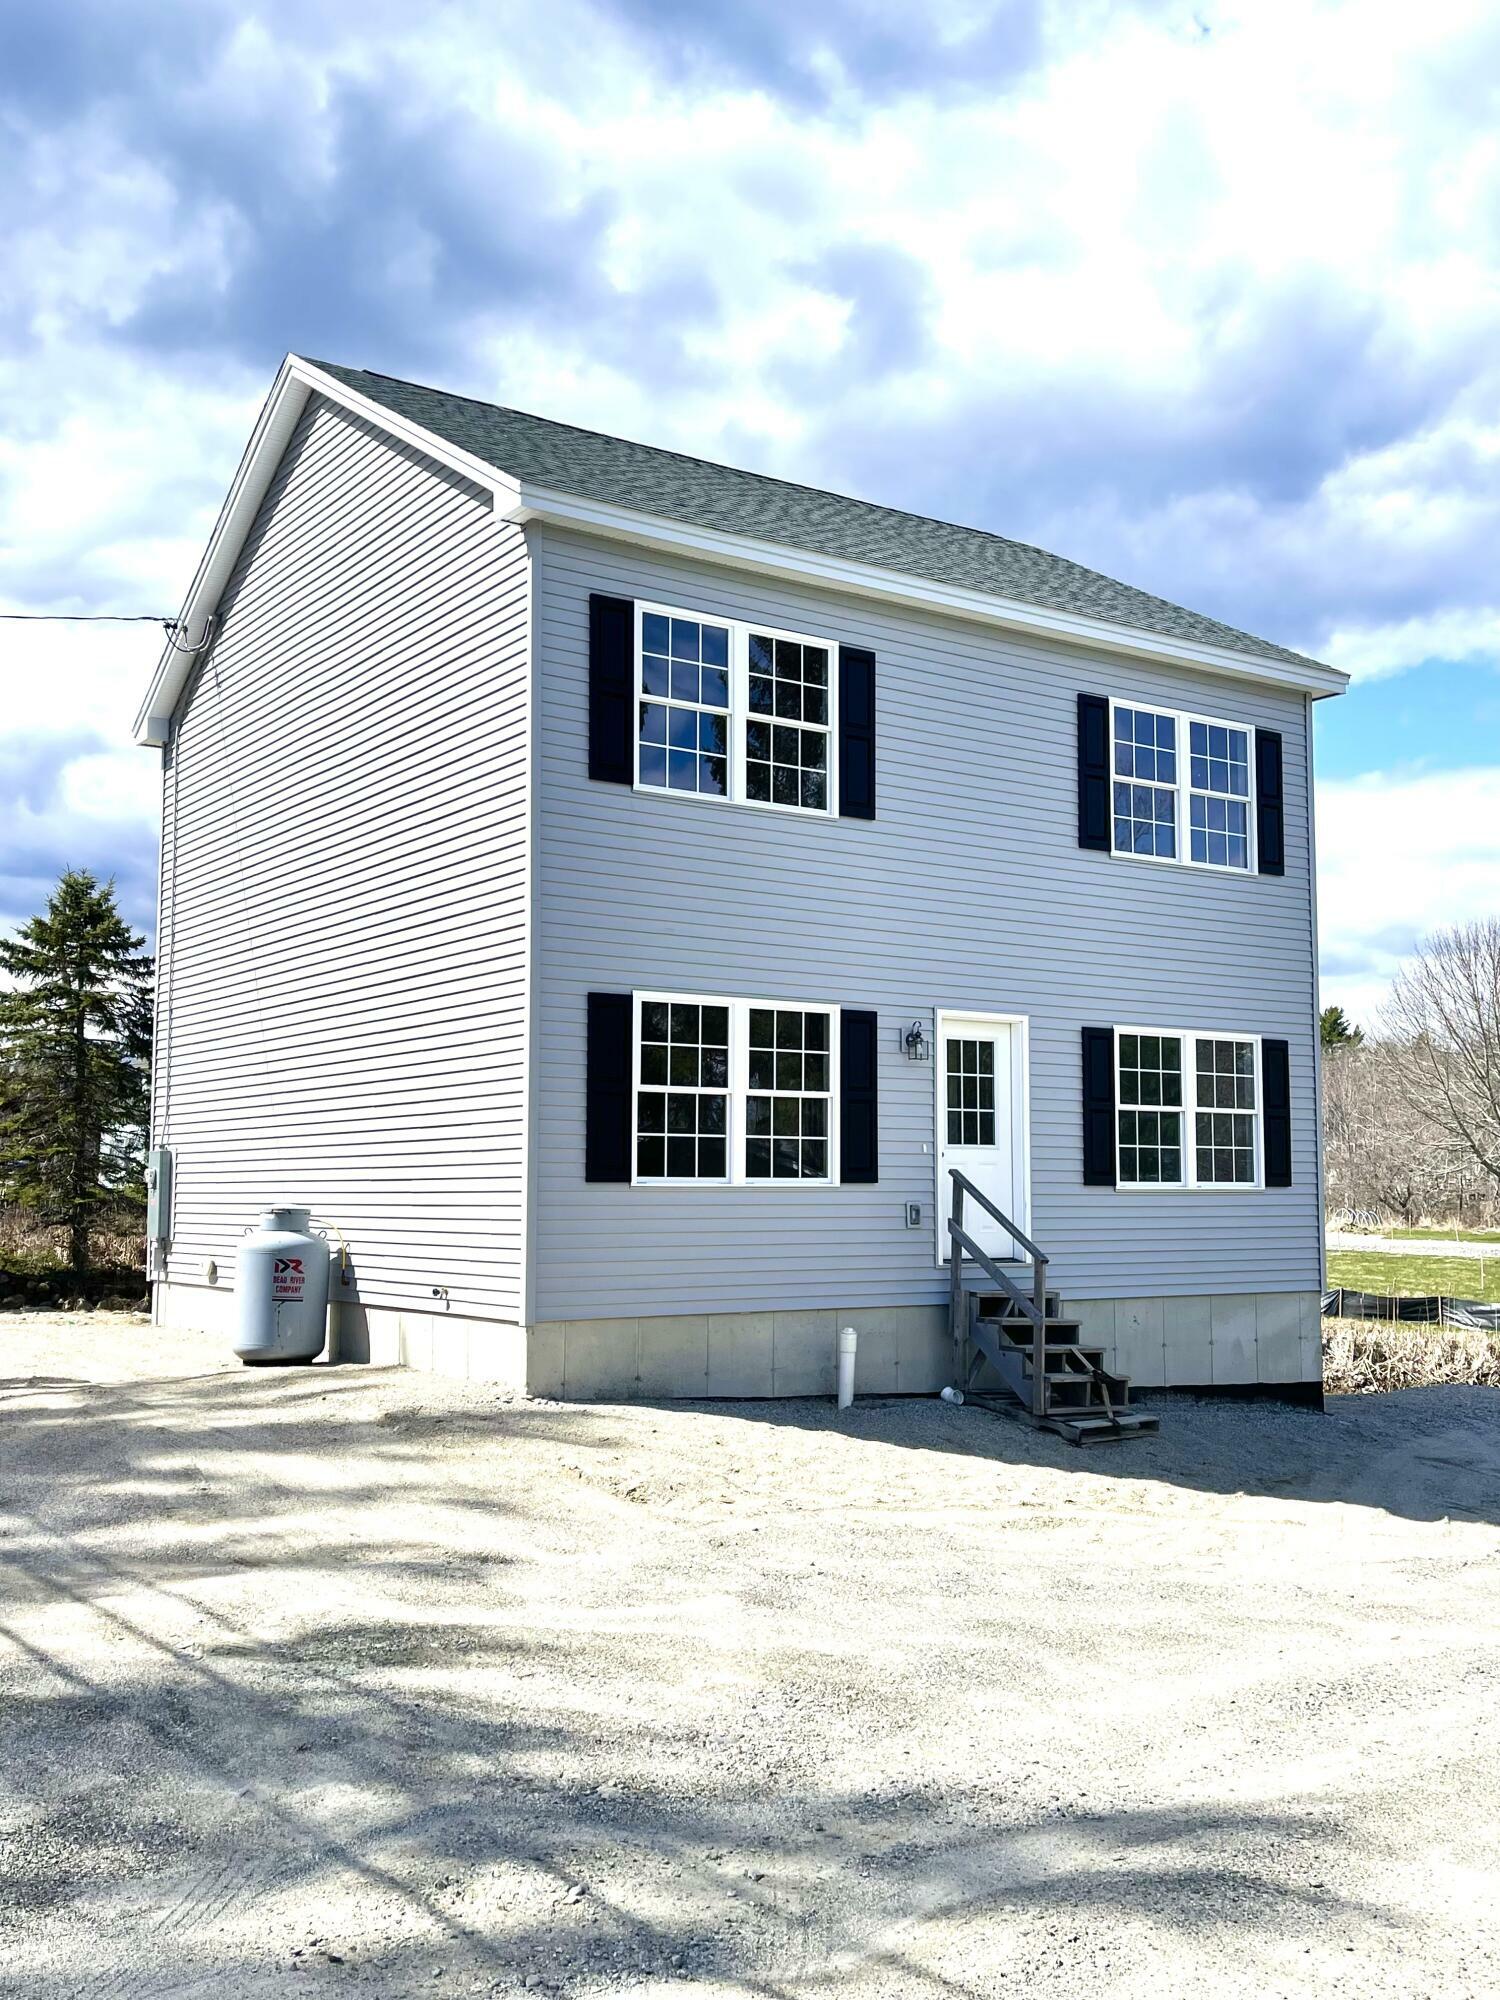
[624,1379,1500,1531]
[13,1346,1499,1532]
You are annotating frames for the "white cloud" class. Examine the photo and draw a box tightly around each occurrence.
[58,749,161,825]
[5,0,1500,958]
[1324,609,1500,681]
[0,611,170,744]
[1317,764,1500,1027]
[0,734,160,938]
[0,351,261,612]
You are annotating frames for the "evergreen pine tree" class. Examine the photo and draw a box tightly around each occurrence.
[1319,1004,1364,1052]
[0,871,153,1270]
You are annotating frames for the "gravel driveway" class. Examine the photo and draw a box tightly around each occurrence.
[3,1312,1499,1999]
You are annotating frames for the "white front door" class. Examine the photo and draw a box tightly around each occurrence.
[938,1017,1017,1262]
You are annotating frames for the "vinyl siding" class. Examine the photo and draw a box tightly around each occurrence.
[528,524,1322,1318]
[155,394,529,1318]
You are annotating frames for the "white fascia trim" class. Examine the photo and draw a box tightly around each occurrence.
[292,356,522,502]
[135,354,1344,747]
[505,483,1348,699]
[132,355,521,746]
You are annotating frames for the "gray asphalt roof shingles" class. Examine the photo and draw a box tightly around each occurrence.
[305,357,1326,674]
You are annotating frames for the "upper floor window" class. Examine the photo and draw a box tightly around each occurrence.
[746,635,831,811]
[635,603,838,818]
[639,613,731,798]
[1111,701,1254,873]
[1187,720,1250,869]
[1113,706,1178,859]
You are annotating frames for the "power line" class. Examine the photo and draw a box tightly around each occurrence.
[0,608,215,657]
[0,612,175,625]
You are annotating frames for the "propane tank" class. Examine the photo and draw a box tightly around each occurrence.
[234,1207,331,1365]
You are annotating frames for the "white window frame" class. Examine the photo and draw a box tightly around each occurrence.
[632,601,840,820]
[630,990,842,1188]
[1107,697,1257,874]
[1114,1026,1264,1192]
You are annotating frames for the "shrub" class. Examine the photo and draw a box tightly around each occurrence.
[1323,1317,1500,1394]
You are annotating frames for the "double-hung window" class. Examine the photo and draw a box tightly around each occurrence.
[746,1006,831,1179]
[1111,701,1254,872]
[746,634,831,811]
[1116,1029,1261,1188]
[635,604,837,817]
[1186,720,1251,868]
[638,613,731,797]
[635,999,731,1181]
[1112,705,1179,858]
[633,994,840,1185]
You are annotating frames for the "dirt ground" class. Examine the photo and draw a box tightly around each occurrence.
[3,1314,1500,1999]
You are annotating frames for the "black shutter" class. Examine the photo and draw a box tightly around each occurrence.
[1077,693,1110,850]
[1081,1026,1116,1186]
[585,992,633,1182]
[1255,729,1284,876]
[838,646,877,819]
[1263,1038,1292,1186]
[589,594,634,785]
[840,1010,879,1182]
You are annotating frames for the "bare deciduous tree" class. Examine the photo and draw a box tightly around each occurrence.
[1323,1040,1437,1224]
[1383,920,1500,1196]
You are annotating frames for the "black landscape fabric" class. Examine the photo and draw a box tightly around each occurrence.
[1322,1289,1500,1331]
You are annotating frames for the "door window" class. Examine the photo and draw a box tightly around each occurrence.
[946,1038,997,1147]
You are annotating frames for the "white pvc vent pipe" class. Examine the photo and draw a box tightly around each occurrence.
[837,1325,858,1409]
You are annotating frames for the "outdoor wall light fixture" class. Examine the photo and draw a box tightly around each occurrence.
[902,1021,930,1062]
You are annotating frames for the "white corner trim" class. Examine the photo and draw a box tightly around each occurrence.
[506,484,1348,698]
[135,356,1347,746]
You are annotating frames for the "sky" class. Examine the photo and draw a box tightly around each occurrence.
[3,0,1499,1029]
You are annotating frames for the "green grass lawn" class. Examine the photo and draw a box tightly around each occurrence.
[1326,1250,1500,1303]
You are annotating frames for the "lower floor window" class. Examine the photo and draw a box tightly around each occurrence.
[1117,1028,1260,1188]
[747,1006,830,1178]
[635,1000,729,1180]
[1117,1033,1183,1184]
[1194,1037,1257,1183]
[634,993,838,1184]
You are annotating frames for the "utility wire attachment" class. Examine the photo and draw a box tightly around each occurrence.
[160,616,216,655]
[0,609,217,655]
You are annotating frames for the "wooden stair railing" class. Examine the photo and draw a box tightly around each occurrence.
[946,1168,1049,1417]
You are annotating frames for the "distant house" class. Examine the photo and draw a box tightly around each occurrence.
[136,355,1345,1422]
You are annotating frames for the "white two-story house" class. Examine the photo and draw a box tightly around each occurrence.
[136,356,1346,1423]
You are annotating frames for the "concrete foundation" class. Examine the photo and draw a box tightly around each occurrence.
[154,1283,1323,1400]
[1060,1290,1324,1392]
[152,1280,530,1389]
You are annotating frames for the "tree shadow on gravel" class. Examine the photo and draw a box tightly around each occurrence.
[1,1361,1467,1996]
[1,1569,1399,2000]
